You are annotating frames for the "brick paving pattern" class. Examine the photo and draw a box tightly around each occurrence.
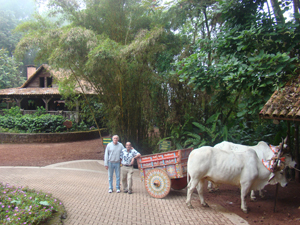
[0,160,248,225]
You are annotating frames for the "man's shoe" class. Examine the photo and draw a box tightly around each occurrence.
[116,189,120,193]
[123,190,128,193]
[108,189,112,193]
[128,191,132,194]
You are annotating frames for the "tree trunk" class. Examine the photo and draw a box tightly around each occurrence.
[270,0,285,24]
[293,122,299,182]
[293,0,300,24]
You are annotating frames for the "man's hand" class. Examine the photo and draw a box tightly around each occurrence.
[105,166,108,170]
[130,158,135,165]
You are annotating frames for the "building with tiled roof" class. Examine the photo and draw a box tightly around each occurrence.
[259,76,300,122]
[0,64,96,120]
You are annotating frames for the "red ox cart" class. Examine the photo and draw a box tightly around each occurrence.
[137,148,193,198]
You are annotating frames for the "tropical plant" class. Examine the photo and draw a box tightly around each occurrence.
[172,0,299,147]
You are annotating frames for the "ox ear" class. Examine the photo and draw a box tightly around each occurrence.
[278,138,284,152]
[283,136,289,152]
[284,136,288,144]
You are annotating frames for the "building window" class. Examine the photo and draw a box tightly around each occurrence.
[47,77,52,87]
[40,77,45,87]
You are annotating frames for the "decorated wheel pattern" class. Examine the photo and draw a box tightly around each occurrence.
[171,177,188,190]
[144,169,171,198]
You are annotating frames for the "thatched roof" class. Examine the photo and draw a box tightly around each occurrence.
[259,76,300,121]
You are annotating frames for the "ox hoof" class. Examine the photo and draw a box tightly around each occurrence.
[242,208,248,214]
[208,189,214,193]
[187,204,194,209]
[250,198,256,202]
[186,203,194,209]
[202,203,209,208]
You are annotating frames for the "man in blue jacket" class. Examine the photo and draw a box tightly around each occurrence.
[104,135,124,193]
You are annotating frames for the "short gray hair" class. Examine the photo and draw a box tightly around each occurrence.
[112,135,119,140]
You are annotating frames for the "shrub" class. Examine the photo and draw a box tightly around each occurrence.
[2,106,22,117]
[0,106,99,133]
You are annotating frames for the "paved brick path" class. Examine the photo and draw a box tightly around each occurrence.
[0,160,248,225]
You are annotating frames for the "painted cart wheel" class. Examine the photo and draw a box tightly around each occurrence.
[171,177,188,190]
[144,169,171,198]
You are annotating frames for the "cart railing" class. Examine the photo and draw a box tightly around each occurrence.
[137,148,193,180]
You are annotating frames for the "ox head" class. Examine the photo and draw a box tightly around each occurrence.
[278,137,297,169]
[268,169,288,187]
[268,137,292,187]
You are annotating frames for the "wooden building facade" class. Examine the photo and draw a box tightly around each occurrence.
[0,64,95,122]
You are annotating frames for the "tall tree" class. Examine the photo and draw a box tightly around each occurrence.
[0,11,21,56]
[0,48,25,89]
[15,0,187,150]
[175,0,299,144]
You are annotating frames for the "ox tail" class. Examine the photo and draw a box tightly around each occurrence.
[187,166,190,188]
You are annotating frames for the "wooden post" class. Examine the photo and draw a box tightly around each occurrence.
[76,99,79,123]
[273,183,279,212]
[14,97,23,108]
[42,97,52,112]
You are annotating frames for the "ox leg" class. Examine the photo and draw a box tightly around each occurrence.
[250,190,256,201]
[196,179,208,207]
[208,181,219,193]
[186,178,199,209]
[240,184,250,213]
[207,181,214,193]
[251,189,264,201]
[259,189,265,198]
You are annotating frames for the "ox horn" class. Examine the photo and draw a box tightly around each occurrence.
[273,138,284,172]
[282,136,289,153]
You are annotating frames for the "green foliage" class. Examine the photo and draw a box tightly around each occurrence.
[184,113,228,148]
[0,114,64,133]
[0,10,21,55]
[0,107,93,133]
[0,0,35,20]
[13,0,189,151]
[33,106,47,117]
[0,182,65,224]
[11,0,299,152]
[157,113,229,150]
[0,48,25,89]
[2,106,22,117]
[0,0,36,78]
[171,0,300,148]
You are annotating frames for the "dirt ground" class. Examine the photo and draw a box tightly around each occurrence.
[0,138,299,225]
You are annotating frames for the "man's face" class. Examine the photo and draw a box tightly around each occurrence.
[112,136,118,144]
[126,143,131,151]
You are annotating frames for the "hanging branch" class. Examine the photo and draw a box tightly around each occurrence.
[69,65,103,142]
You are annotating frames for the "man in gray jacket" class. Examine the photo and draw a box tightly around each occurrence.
[104,135,124,193]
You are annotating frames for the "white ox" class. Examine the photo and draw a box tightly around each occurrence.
[186,146,288,213]
[209,140,296,200]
